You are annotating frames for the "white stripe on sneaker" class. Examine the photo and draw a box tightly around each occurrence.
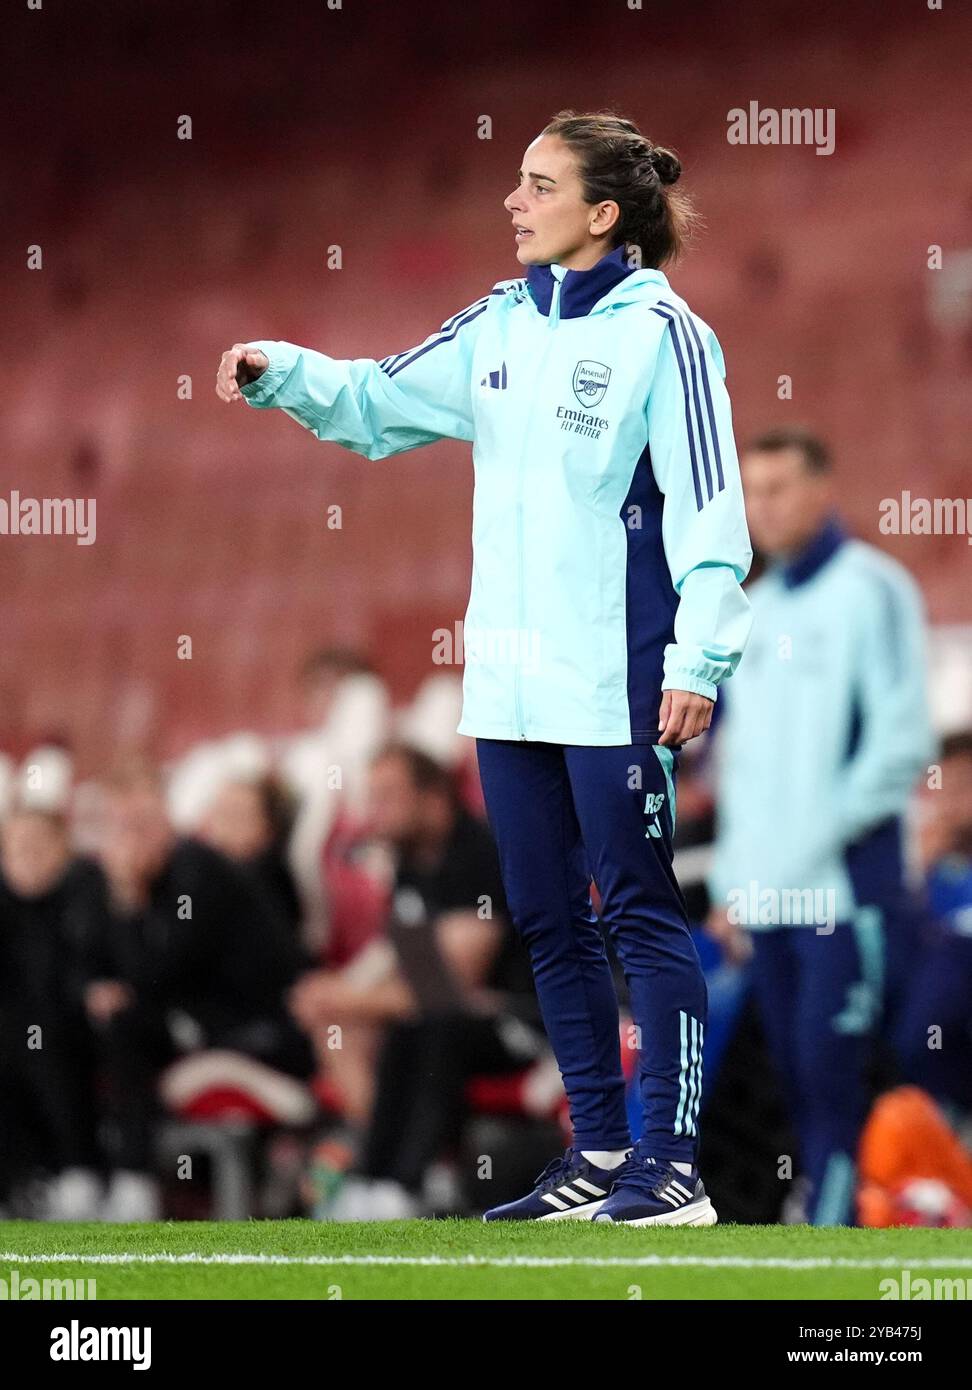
[540,1192,570,1211]
[572,1178,608,1197]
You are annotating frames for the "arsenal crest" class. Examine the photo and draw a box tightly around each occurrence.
[572,360,611,408]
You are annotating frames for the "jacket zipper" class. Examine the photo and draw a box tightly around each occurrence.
[513,435,527,739]
[513,274,563,738]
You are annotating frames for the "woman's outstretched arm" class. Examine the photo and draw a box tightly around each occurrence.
[216,292,495,460]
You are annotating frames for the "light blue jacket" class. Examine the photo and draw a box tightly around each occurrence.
[241,243,753,745]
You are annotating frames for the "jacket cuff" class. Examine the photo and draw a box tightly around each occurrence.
[661,671,719,701]
[240,340,295,407]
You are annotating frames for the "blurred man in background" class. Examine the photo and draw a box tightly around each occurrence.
[706,426,936,1225]
[81,765,311,1220]
[290,742,545,1219]
[0,806,102,1219]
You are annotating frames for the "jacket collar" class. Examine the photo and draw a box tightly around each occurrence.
[778,514,848,589]
[526,244,638,319]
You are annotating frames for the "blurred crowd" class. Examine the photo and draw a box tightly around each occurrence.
[0,650,562,1222]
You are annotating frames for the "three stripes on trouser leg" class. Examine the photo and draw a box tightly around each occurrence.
[673,1010,704,1139]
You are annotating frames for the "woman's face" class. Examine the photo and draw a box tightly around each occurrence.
[504,133,618,270]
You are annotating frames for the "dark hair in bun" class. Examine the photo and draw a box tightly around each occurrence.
[540,109,700,267]
[649,146,681,186]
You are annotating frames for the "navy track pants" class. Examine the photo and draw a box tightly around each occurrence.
[476,738,707,1162]
[748,920,882,1226]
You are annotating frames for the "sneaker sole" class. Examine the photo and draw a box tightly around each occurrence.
[594,1196,718,1228]
[538,1198,607,1221]
[483,1198,607,1223]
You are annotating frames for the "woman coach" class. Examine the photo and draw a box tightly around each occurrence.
[216,109,753,1226]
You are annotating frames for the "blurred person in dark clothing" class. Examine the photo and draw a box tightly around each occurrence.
[81,765,313,1220]
[894,731,972,1118]
[289,742,546,1219]
[0,805,102,1219]
[199,774,303,942]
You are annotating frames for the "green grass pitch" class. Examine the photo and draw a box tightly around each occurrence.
[2,1220,971,1299]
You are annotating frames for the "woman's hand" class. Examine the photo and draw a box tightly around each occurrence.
[216,343,269,402]
[658,689,714,746]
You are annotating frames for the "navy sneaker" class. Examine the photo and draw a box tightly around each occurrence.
[483,1147,627,1222]
[592,1148,717,1226]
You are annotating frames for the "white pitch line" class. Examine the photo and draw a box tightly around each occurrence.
[1,1252,972,1270]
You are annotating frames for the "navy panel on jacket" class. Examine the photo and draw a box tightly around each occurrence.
[622,442,679,742]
